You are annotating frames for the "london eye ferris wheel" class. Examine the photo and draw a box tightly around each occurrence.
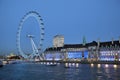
[16,11,45,59]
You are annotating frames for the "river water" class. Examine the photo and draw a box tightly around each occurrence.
[0,62,120,80]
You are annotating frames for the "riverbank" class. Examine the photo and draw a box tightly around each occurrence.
[35,60,120,65]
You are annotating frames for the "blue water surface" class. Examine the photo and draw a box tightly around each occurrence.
[0,63,120,80]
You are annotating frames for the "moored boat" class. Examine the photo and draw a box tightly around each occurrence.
[46,62,57,66]
[2,60,9,65]
[47,64,57,66]
[0,60,3,67]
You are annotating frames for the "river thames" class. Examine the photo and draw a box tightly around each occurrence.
[0,62,120,80]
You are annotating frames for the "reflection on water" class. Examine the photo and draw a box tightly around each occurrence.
[0,63,120,80]
[91,63,94,67]
[97,64,101,68]
[113,64,117,69]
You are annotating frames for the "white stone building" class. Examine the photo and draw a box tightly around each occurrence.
[53,35,64,47]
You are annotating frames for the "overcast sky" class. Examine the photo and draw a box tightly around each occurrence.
[0,0,120,54]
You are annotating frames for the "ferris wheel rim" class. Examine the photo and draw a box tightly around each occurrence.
[16,11,45,58]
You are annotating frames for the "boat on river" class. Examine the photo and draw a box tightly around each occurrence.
[0,60,3,67]
[46,62,57,66]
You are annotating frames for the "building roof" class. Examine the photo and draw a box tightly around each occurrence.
[45,47,63,52]
[100,40,120,47]
[44,40,120,52]
[64,41,98,48]
[63,44,85,48]
[54,35,64,38]
[86,41,98,46]
[45,41,98,51]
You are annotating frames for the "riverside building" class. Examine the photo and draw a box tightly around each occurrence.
[99,40,120,61]
[44,35,120,61]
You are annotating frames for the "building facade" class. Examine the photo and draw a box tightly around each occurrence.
[44,37,120,61]
[44,47,64,61]
[99,41,120,61]
[44,41,97,61]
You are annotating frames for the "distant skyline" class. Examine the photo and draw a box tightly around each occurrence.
[0,0,120,54]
